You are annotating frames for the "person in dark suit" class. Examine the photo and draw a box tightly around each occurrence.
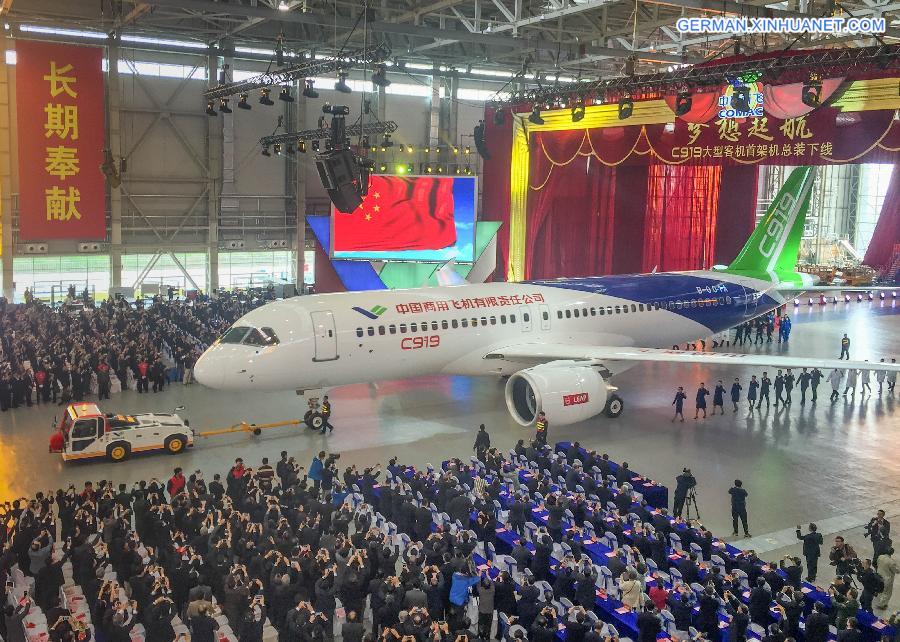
[678,552,701,585]
[748,577,772,627]
[636,604,662,642]
[804,602,830,642]
[796,523,824,581]
[729,480,750,537]
[837,618,862,642]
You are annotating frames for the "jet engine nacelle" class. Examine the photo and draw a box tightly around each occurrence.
[504,363,611,426]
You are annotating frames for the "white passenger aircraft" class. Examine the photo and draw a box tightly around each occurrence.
[195,167,899,426]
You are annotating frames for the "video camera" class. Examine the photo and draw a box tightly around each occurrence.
[325,453,341,465]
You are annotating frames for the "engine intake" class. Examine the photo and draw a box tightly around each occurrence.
[504,363,611,426]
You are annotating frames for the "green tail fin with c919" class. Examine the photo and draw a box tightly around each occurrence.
[722,166,815,283]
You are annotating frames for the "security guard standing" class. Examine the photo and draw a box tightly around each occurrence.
[320,395,334,434]
[535,412,549,446]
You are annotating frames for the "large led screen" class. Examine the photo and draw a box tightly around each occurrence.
[332,175,476,262]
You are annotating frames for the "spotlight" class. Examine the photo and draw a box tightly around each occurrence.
[407,163,414,173]
[624,56,635,76]
[335,72,352,94]
[259,88,275,106]
[286,144,296,155]
[370,146,377,153]
[205,100,217,116]
[302,80,319,99]
[382,134,394,148]
[425,146,431,153]
[371,64,391,87]
[219,98,232,114]
[465,146,471,155]
[298,141,307,153]
[436,165,444,174]
[464,166,472,175]
[801,74,823,108]
[398,144,405,153]
[528,105,545,125]
[379,163,387,172]
[618,96,633,120]
[453,146,459,155]
[261,145,271,157]
[455,166,462,175]
[492,109,506,126]
[407,146,414,153]
[880,292,885,300]
[237,93,251,110]
[276,41,284,66]
[571,101,585,123]
[397,164,406,174]
[312,140,320,152]
[730,85,751,112]
[425,164,433,173]
[674,91,692,116]
[273,143,282,155]
[279,87,294,103]
[794,298,800,306]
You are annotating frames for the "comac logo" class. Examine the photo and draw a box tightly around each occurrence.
[563,393,590,406]
[758,192,798,258]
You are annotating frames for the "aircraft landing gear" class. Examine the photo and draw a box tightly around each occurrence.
[605,394,624,418]
[303,396,325,431]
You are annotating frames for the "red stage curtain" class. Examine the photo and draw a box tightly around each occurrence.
[642,164,722,272]
[863,163,900,273]
[481,107,513,280]
[526,131,616,279]
[714,165,759,266]
[611,166,650,274]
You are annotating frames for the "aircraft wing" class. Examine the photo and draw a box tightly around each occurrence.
[485,344,900,372]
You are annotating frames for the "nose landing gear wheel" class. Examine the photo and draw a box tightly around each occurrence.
[304,411,325,431]
[605,394,624,418]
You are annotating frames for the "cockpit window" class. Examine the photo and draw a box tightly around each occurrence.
[244,327,280,347]
[220,326,251,344]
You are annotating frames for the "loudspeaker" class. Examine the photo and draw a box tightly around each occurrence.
[316,149,363,213]
[473,121,490,160]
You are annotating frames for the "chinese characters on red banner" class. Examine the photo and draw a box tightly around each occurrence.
[395,292,545,314]
[16,41,105,240]
[672,115,833,162]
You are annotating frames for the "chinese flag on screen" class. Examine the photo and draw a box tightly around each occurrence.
[333,176,456,252]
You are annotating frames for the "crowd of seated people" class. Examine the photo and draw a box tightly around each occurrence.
[1,441,898,642]
[0,289,274,411]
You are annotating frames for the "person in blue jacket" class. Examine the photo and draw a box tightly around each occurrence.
[450,565,482,612]
[309,451,326,493]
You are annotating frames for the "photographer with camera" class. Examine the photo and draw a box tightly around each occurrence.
[829,536,859,577]
[865,510,891,567]
[856,558,884,612]
[673,468,696,519]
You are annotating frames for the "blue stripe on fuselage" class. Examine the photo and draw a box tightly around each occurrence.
[526,273,779,333]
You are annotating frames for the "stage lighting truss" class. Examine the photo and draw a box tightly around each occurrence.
[489,44,898,110]
[203,42,390,101]
[259,120,398,150]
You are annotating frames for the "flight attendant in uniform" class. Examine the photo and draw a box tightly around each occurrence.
[672,387,687,422]
[712,381,726,415]
[694,383,709,419]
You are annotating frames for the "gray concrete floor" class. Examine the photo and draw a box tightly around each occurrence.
[1,301,898,575]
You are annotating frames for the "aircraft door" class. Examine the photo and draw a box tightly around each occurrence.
[70,418,100,452]
[519,306,533,332]
[538,304,551,331]
[310,311,339,362]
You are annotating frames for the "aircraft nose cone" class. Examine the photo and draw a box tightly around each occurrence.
[193,349,224,388]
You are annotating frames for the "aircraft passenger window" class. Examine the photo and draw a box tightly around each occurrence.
[523,313,530,322]
[599,308,605,316]
[510,314,516,323]
[557,311,563,319]
[583,308,588,316]
[389,325,397,335]
[606,306,613,315]
[441,320,448,330]
[590,308,596,316]
[356,328,363,338]
[378,326,386,336]
[471,318,478,327]
[367,327,374,336]
[574,309,580,318]
[676,301,682,310]
[411,323,418,332]
[431,321,438,331]
[452,319,459,329]
[542,311,548,321]
[461,319,469,328]
[481,317,487,326]
[490,317,497,325]
[500,315,507,324]
[565,310,572,319]
[631,304,637,312]
[615,306,621,314]
[638,304,644,312]
[400,324,408,333]
[219,326,251,344]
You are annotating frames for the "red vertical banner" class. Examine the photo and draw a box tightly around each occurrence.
[16,41,106,240]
